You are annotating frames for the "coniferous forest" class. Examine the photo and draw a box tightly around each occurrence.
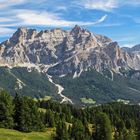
[1,90,140,140]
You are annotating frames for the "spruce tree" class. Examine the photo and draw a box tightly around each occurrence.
[0,90,14,129]
[55,121,70,140]
[45,109,55,127]
[14,95,44,132]
[93,112,112,140]
[71,119,86,140]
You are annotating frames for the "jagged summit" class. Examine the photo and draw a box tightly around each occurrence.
[133,44,140,52]
[17,27,28,31]
[71,25,82,33]
[71,25,91,35]
[73,25,81,29]
[0,26,140,76]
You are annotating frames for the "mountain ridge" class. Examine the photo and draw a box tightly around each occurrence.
[0,25,140,78]
[122,44,140,53]
[0,26,140,105]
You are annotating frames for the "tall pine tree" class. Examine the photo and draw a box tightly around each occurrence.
[93,112,112,140]
[0,90,14,129]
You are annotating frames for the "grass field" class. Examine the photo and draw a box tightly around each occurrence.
[0,128,55,140]
[80,98,96,104]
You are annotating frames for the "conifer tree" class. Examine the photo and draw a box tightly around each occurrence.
[93,112,112,140]
[0,91,14,129]
[14,95,44,132]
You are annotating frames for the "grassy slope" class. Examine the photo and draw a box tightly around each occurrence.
[0,128,55,140]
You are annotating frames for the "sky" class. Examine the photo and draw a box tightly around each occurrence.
[0,0,140,47]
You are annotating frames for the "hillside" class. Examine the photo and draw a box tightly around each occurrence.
[54,69,140,105]
[0,67,58,98]
[0,66,140,105]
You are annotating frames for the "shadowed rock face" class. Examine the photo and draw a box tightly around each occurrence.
[0,25,140,76]
[122,44,140,53]
[122,45,140,70]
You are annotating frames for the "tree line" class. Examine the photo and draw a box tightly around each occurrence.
[0,90,140,139]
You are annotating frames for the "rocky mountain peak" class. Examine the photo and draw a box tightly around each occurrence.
[17,27,28,33]
[71,25,89,35]
[9,27,37,45]
[122,44,140,53]
[71,25,81,32]
[132,44,140,52]
[0,26,140,76]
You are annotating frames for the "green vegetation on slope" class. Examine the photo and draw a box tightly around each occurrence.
[0,67,140,106]
[0,67,59,99]
[0,128,54,140]
[54,69,140,105]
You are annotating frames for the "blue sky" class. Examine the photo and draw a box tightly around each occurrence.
[0,0,140,47]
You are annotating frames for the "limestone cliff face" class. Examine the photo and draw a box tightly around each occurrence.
[122,45,140,70]
[0,25,140,76]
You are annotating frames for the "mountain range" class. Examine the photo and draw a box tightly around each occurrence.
[0,25,140,106]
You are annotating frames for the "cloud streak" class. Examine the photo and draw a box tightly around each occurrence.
[123,1,140,6]
[0,10,107,28]
[77,0,118,11]
[0,0,27,9]
[0,8,107,38]
[0,27,15,37]
[77,0,140,12]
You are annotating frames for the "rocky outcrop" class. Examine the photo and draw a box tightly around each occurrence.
[0,25,140,76]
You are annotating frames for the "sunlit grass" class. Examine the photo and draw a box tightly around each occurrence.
[0,128,55,140]
[81,98,96,104]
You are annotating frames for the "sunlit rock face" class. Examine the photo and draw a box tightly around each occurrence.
[0,25,140,76]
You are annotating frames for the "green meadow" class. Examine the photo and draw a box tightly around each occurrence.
[0,128,55,140]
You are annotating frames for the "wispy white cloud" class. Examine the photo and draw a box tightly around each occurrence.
[0,27,15,37]
[123,1,140,6]
[76,0,140,12]
[77,0,118,11]
[14,10,107,27]
[0,0,27,9]
[121,43,135,48]
[0,17,15,22]
[0,9,107,39]
[54,6,68,12]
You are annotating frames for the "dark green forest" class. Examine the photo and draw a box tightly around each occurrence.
[54,69,140,105]
[0,90,140,140]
